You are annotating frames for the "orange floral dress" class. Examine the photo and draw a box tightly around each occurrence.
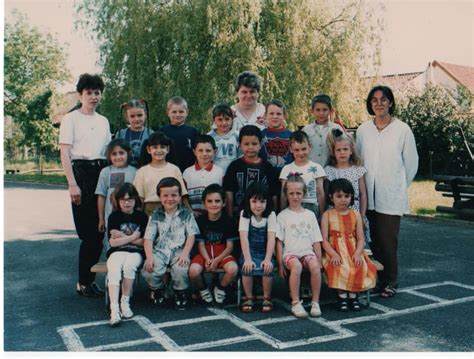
[322,209,377,292]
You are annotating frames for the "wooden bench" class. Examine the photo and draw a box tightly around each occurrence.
[433,175,474,219]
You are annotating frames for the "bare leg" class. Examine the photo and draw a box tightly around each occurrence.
[188,263,205,289]
[305,258,321,303]
[262,275,273,298]
[241,276,254,298]
[108,284,120,308]
[221,261,238,287]
[121,278,134,297]
[287,258,303,303]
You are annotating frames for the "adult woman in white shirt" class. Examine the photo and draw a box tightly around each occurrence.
[356,85,418,298]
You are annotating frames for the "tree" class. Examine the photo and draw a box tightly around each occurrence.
[4,11,70,164]
[398,85,474,177]
[76,0,380,132]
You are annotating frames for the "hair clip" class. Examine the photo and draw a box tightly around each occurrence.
[332,128,343,137]
[287,171,303,179]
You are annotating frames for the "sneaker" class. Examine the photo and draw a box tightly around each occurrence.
[213,287,226,304]
[91,282,105,296]
[291,301,308,319]
[110,305,121,326]
[310,302,322,317]
[76,282,100,298]
[174,290,187,310]
[150,289,165,305]
[120,296,134,319]
[199,288,213,304]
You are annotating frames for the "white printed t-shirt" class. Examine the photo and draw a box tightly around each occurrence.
[59,110,111,159]
[276,208,322,260]
[279,161,326,204]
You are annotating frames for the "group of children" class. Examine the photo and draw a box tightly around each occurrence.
[97,92,377,326]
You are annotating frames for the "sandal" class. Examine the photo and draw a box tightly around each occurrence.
[261,297,273,313]
[240,297,255,313]
[338,297,349,312]
[349,297,361,311]
[380,285,397,298]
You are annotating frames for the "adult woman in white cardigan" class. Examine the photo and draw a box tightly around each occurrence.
[356,85,418,298]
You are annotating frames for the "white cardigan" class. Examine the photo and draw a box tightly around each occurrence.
[356,118,418,216]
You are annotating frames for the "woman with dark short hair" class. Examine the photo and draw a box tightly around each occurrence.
[59,73,111,297]
[356,85,418,298]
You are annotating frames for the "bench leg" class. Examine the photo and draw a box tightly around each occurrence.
[104,274,109,312]
[237,277,241,307]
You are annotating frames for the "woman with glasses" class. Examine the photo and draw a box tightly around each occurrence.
[356,85,418,299]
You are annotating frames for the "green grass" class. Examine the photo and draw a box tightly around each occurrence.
[4,173,67,185]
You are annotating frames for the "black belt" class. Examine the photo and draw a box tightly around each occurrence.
[72,159,108,167]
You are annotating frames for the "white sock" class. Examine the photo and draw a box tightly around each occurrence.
[348,292,357,299]
[338,292,348,299]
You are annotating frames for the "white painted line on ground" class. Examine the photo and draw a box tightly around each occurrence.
[181,335,259,351]
[207,307,282,348]
[134,315,181,351]
[251,315,296,326]
[154,315,221,328]
[57,326,86,351]
[443,281,474,291]
[86,338,156,352]
[368,302,398,313]
[403,289,447,303]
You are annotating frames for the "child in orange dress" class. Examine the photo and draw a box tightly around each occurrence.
[321,178,377,312]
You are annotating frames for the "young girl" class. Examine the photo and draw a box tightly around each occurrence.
[276,174,322,319]
[133,132,190,216]
[96,139,137,239]
[325,129,370,243]
[321,179,377,312]
[239,183,277,313]
[106,183,148,326]
[279,131,326,219]
[260,99,293,176]
[115,99,154,168]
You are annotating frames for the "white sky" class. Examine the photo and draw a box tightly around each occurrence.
[3,0,474,91]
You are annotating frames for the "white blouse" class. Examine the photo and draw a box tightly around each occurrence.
[356,118,418,216]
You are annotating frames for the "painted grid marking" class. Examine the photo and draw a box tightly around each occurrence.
[57,281,474,351]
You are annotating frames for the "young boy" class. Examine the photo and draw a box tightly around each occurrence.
[302,94,344,166]
[223,125,279,217]
[279,131,326,219]
[159,96,198,173]
[188,184,239,304]
[260,99,293,177]
[142,177,200,310]
[208,103,240,173]
[183,134,224,216]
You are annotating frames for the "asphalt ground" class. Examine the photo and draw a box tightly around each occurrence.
[3,181,474,352]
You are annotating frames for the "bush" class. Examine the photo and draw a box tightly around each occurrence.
[398,85,473,177]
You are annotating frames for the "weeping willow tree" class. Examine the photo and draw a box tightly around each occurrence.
[77,0,381,132]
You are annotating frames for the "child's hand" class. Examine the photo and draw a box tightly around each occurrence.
[144,257,154,272]
[278,264,287,279]
[98,219,105,233]
[177,253,190,267]
[330,253,342,266]
[352,254,363,266]
[261,259,273,274]
[110,229,123,239]
[204,259,213,270]
[242,259,255,275]
[207,259,219,272]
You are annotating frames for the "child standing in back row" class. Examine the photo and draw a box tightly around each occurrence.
[302,94,344,166]
[160,96,198,173]
[276,175,322,319]
[208,103,240,173]
[280,131,326,219]
[260,99,293,177]
[133,132,190,216]
[115,99,154,168]
[321,179,377,312]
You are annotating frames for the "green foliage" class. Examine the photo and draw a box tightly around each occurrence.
[4,11,71,158]
[398,85,474,176]
[76,0,380,132]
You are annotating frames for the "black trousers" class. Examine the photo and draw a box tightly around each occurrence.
[367,210,401,288]
[71,160,107,285]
